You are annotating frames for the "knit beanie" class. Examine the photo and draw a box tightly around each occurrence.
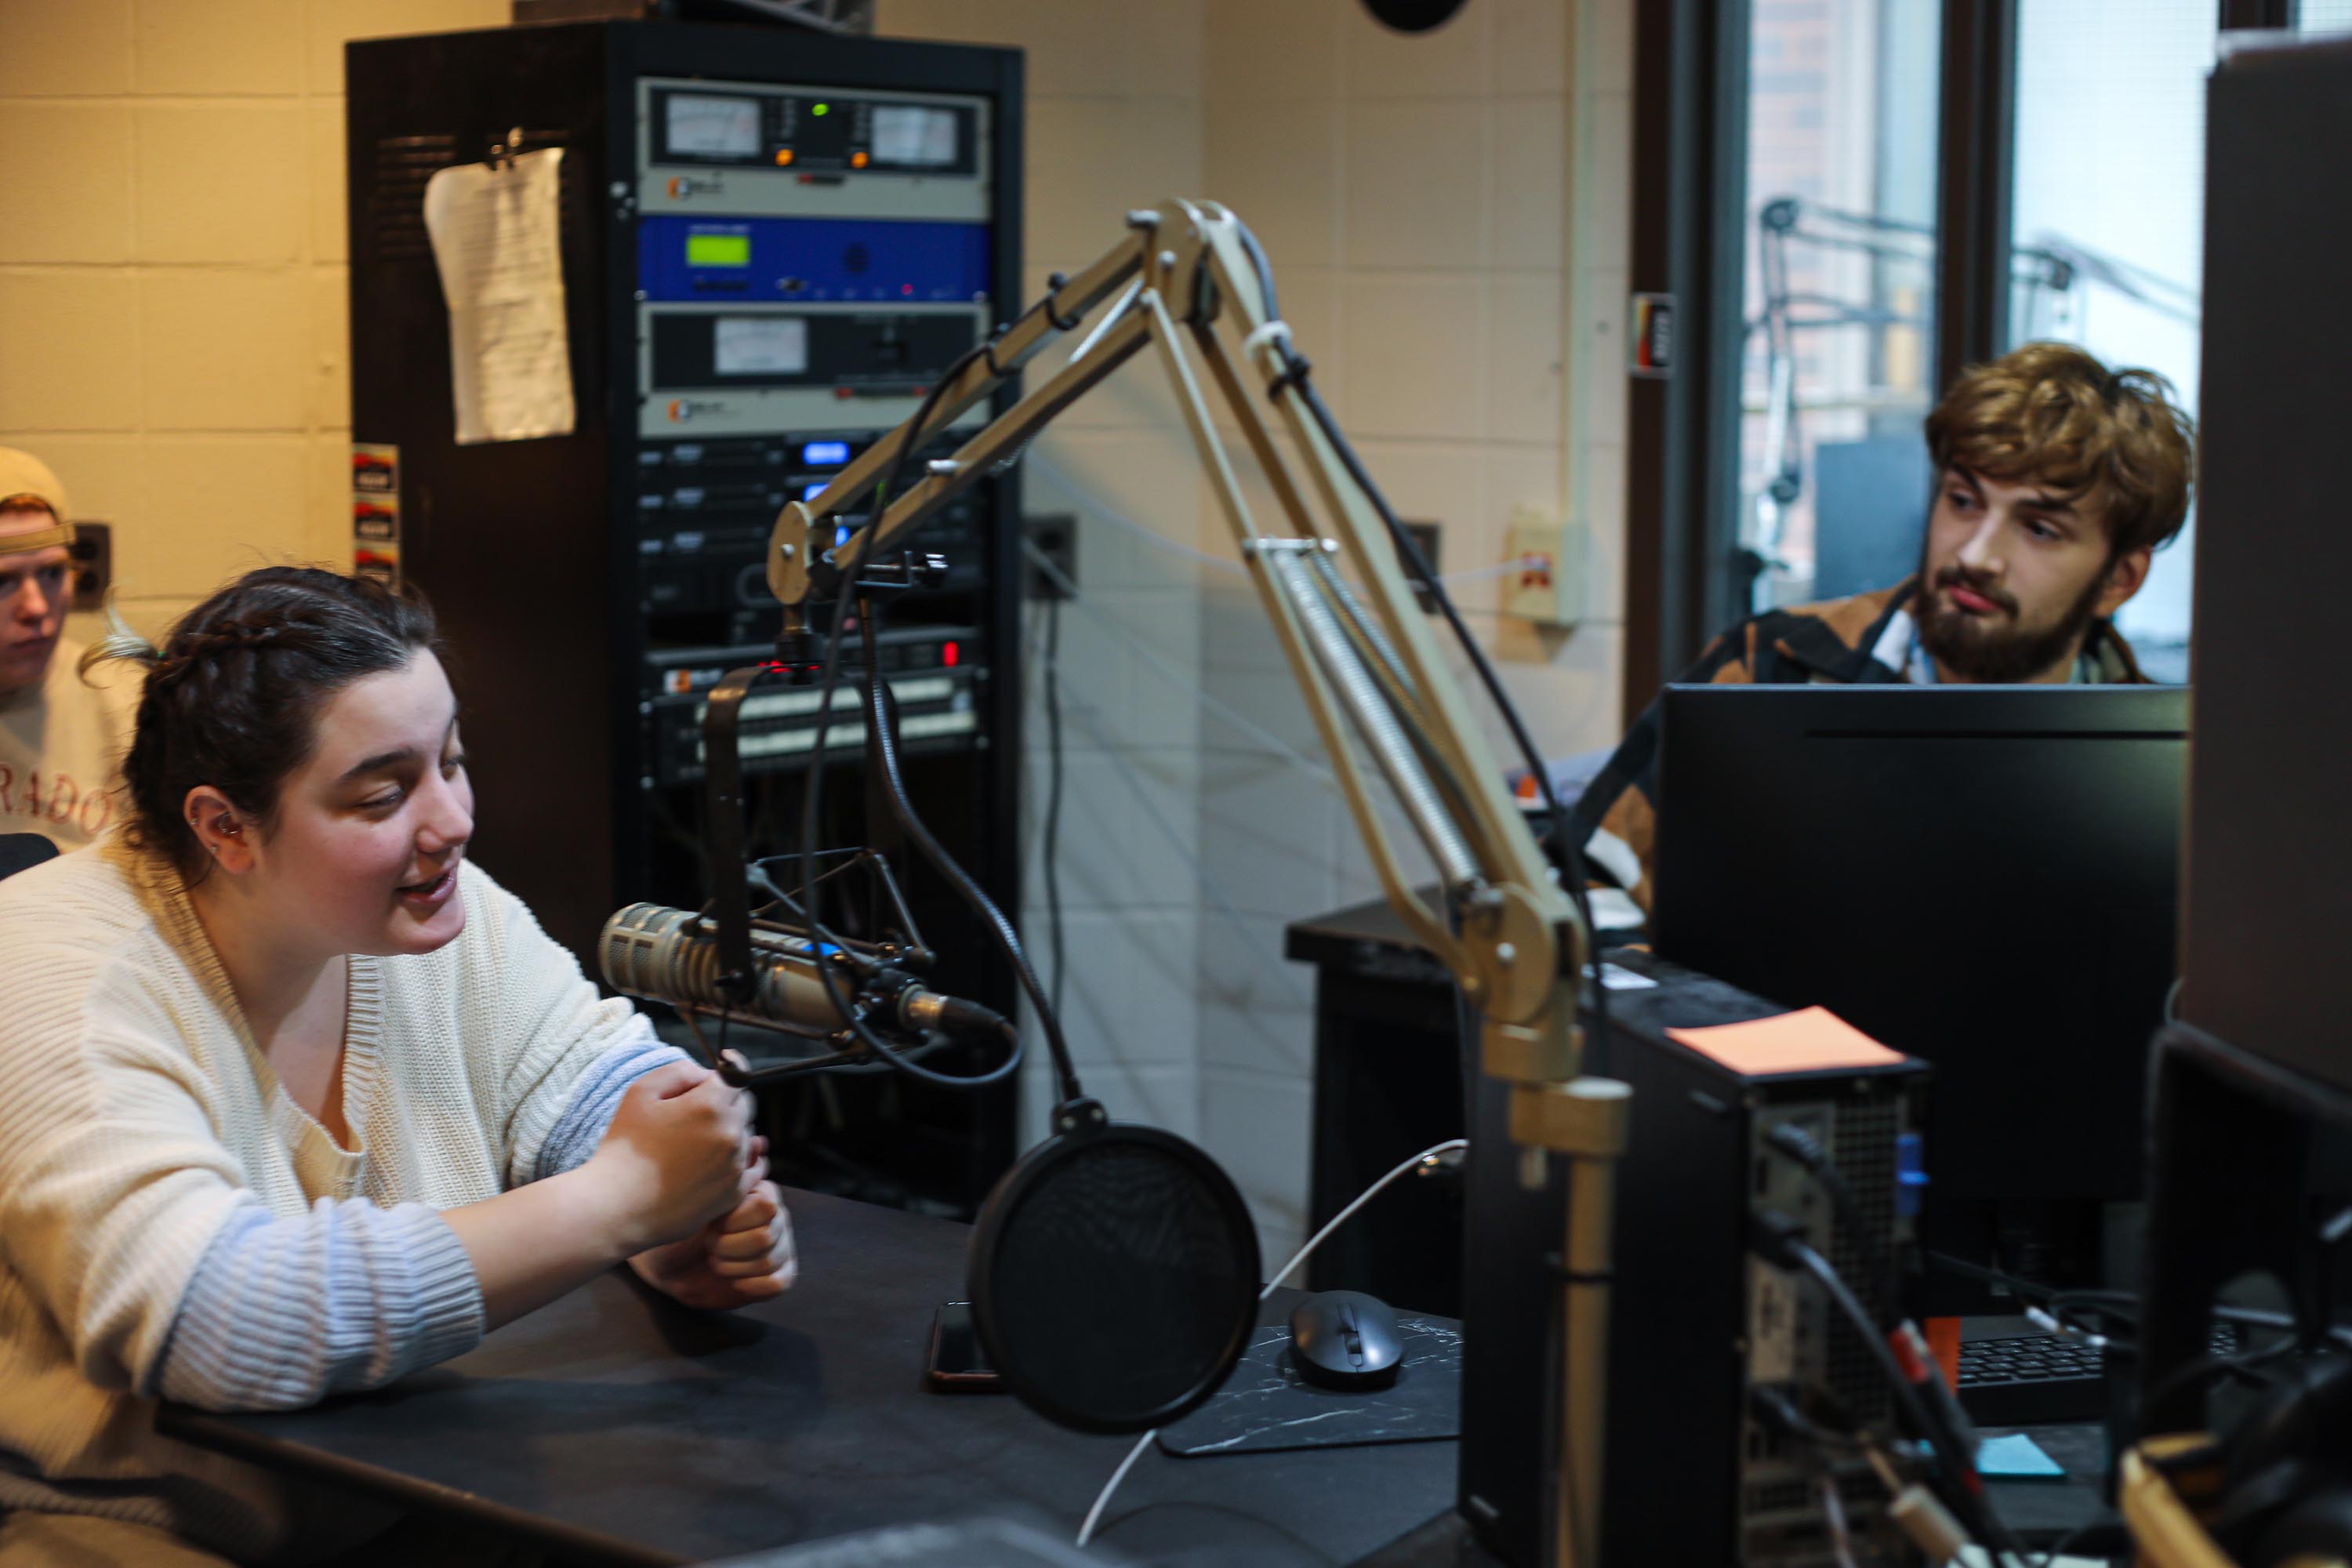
[0,448,73,552]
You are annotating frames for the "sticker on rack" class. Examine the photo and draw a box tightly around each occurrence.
[350,444,402,586]
[353,499,399,543]
[1629,292,1675,379]
[352,442,399,492]
[354,543,401,588]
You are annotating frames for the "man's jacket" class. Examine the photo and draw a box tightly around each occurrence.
[1566,579,2149,920]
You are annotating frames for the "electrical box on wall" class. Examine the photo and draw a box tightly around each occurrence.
[1023,513,1076,600]
[1502,510,1578,628]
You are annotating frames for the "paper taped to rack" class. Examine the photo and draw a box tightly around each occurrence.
[423,147,575,445]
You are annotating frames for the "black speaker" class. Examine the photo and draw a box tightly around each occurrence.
[2183,36,2352,1093]
[1361,0,1470,34]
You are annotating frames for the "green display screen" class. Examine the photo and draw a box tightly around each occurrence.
[687,233,752,268]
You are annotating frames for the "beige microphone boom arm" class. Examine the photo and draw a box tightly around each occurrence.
[768,202,1574,1044]
[765,200,1629,1567]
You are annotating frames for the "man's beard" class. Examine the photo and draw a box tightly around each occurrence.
[1913,558,2110,683]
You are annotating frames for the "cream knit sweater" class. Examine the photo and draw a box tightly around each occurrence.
[0,837,665,1560]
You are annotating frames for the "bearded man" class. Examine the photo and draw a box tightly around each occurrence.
[1570,340,2194,922]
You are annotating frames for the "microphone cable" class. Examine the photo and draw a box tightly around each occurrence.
[1042,593,1068,1020]
[853,325,1077,1093]
[786,324,1076,1096]
[858,591,1080,1102]
[1074,1137,1470,1548]
[788,574,1022,1091]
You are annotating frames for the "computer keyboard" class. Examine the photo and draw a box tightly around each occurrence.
[1956,1317,2239,1426]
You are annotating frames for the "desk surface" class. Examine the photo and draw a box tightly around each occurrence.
[1284,893,1432,975]
[160,1189,1461,1568]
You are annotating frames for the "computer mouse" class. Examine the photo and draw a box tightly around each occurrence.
[1286,1290,1403,1390]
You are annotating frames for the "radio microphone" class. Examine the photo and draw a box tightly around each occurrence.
[598,902,1010,1050]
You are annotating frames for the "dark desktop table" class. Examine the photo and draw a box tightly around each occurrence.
[1283,892,1472,1317]
[159,1189,1466,1568]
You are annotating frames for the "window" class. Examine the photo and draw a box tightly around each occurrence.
[1735,1,1944,614]
[2006,1,2217,681]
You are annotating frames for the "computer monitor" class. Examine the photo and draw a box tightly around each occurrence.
[1651,684,2187,1295]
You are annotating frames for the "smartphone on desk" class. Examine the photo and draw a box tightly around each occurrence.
[925,1301,1001,1392]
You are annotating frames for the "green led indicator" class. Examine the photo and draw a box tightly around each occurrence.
[812,103,829,116]
[686,233,752,268]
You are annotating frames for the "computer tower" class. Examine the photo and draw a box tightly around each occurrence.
[345,20,1025,1213]
[1460,953,1929,1566]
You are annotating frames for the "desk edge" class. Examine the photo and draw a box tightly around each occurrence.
[157,1403,684,1568]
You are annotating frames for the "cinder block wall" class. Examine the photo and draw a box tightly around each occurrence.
[0,0,510,648]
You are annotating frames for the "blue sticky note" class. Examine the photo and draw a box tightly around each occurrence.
[1977,1432,2066,1479]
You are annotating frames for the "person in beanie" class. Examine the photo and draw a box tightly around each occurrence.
[0,448,137,851]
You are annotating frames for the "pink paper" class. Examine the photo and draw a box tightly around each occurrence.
[1665,1005,1904,1076]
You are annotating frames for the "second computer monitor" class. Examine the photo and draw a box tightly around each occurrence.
[1651,684,2187,1220]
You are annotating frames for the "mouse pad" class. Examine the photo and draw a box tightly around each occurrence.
[1155,1316,1461,1457]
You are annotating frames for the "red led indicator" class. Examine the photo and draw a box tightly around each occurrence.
[901,283,914,296]
[942,641,960,668]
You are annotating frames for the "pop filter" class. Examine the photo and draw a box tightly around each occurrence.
[967,1100,1261,1436]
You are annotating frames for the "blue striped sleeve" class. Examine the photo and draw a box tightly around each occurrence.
[152,1197,484,1413]
[524,1029,692,1185]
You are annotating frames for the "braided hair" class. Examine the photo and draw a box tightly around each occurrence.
[82,567,441,879]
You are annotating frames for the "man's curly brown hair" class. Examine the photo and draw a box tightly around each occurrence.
[1924,340,2196,557]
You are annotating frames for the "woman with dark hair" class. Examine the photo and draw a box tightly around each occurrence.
[0,566,795,1566]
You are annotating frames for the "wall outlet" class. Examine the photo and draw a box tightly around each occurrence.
[1503,511,1579,628]
[1398,520,1442,612]
[68,521,111,612]
[1024,513,1077,601]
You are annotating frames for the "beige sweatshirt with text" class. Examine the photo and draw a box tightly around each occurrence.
[0,635,139,851]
